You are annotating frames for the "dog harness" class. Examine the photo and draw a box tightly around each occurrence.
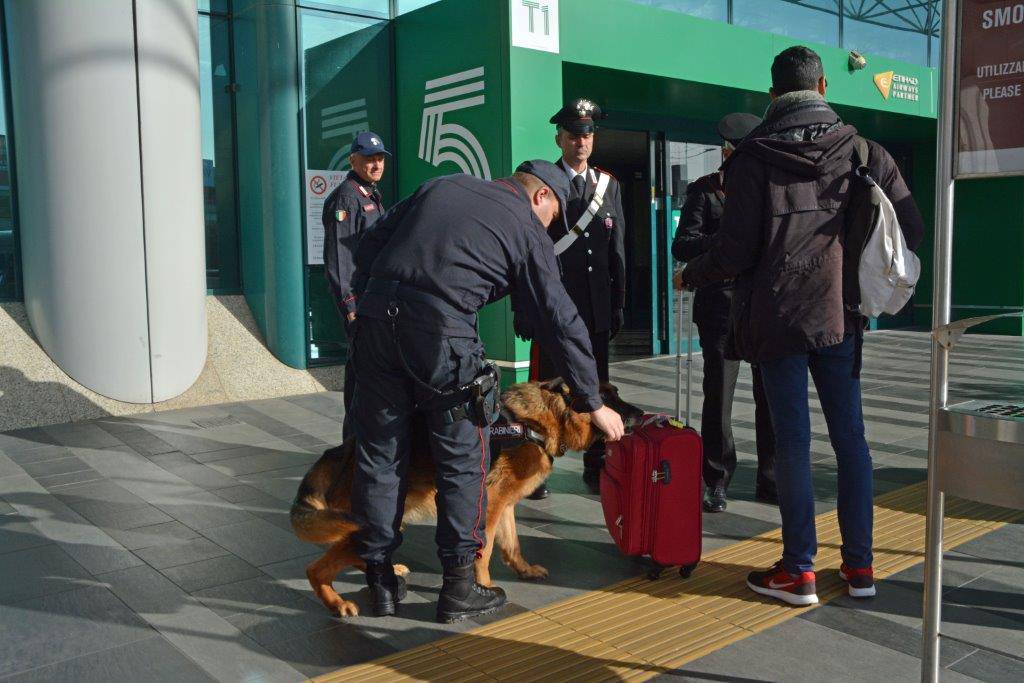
[489,408,547,450]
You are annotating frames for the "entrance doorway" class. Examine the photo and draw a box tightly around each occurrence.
[589,128,652,359]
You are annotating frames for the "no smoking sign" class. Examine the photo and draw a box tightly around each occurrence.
[309,175,328,195]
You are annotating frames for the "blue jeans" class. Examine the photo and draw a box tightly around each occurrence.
[758,336,873,574]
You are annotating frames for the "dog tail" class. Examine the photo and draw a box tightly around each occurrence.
[290,501,360,545]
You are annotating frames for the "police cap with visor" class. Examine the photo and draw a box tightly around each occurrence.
[515,159,572,235]
[350,130,391,156]
[549,98,606,134]
[716,112,761,147]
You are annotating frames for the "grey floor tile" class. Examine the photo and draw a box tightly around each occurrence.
[164,462,242,490]
[135,537,230,570]
[798,600,978,667]
[261,623,398,678]
[76,503,175,531]
[197,517,315,567]
[148,451,200,469]
[0,585,153,678]
[144,609,306,682]
[2,444,70,466]
[98,563,208,618]
[210,484,271,504]
[153,490,257,531]
[191,575,308,620]
[950,648,1024,683]
[3,635,216,683]
[19,455,92,479]
[666,615,978,683]
[161,554,264,593]
[205,448,319,478]
[101,521,202,551]
[0,544,95,603]
[0,516,53,556]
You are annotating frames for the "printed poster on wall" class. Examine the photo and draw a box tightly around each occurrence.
[957,0,1024,177]
[304,169,346,266]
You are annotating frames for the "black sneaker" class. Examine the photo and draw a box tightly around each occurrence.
[702,485,727,513]
[436,563,507,623]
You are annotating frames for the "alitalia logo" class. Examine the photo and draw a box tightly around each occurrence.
[874,70,920,102]
[419,66,492,180]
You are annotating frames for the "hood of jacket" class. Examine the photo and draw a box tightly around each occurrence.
[730,91,858,180]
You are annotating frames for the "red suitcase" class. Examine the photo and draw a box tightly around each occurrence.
[600,289,703,579]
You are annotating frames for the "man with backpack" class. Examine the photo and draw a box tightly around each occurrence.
[679,46,925,606]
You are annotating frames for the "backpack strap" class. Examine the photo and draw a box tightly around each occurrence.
[852,136,870,169]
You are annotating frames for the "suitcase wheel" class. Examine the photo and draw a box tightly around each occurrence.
[646,564,663,581]
[679,563,698,579]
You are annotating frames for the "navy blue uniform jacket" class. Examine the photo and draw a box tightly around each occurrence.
[353,174,602,411]
[322,171,384,316]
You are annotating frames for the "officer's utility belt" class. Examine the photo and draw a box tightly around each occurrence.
[553,171,611,256]
[363,277,477,337]
[367,278,499,427]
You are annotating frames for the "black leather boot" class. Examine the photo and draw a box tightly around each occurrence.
[365,561,406,617]
[436,563,507,623]
[527,481,549,500]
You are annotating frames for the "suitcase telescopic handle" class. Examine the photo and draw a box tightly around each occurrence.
[675,287,693,426]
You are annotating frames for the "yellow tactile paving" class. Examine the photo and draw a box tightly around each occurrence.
[317,482,1023,682]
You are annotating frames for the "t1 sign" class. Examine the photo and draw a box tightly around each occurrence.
[957,0,1024,177]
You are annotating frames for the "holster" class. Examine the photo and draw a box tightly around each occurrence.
[423,362,501,427]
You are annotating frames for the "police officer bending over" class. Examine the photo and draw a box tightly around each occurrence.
[349,160,625,623]
[321,131,389,440]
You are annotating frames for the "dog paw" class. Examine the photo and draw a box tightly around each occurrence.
[518,564,549,580]
[329,600,360,618]
[393,564,410,577]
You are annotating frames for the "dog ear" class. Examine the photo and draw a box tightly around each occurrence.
[540,377,568,395]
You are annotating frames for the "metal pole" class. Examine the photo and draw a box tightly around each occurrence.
[685,290,693,426]
[921,1,958,679]
[675,287,683,422]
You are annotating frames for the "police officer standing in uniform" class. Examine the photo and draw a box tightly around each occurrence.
[526,99,627,498]
[321,131,389,441]
[349,160,625,623]
[671,113,777,513]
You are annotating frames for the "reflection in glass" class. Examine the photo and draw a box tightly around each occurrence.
[625,0,728,21]
[199,14,240,291]
[299,0,389,16]
[397,0,442,13]
[733,0,839,46]
[300,10,393,364]
[842,1,940,68]
[0,31,18,301]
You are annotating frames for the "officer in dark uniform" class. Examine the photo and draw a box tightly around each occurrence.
[349,160,625,623]
[321,131,389,440]
[671,113,777,513]
[525,98,627,497]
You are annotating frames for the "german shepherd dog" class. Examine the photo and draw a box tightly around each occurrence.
[291,379,644,617]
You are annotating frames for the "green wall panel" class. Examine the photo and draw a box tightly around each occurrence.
[394,0,515,366]
[557,0,935,119]
[233,0,307,368]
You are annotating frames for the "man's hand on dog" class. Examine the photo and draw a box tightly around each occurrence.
[590,405,625,442]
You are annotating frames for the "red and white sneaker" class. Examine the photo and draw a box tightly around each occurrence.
[839,564,876,597]
[746,561,819,606]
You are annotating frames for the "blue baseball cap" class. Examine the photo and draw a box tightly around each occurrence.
[515,159,570,234]
[350,131,390,156]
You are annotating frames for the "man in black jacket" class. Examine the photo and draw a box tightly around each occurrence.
[672,113,777,514]
[680,46,924,607]
[321,131,389,440]
[349,160,625,623]
[527,99,627,497]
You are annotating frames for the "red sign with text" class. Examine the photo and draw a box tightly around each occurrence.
[957,0,1024,176]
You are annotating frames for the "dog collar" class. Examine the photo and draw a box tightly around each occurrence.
[489,419,547,449]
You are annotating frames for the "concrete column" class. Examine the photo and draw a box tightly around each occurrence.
[5,0,206,403]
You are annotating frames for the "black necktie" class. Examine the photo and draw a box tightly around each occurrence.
[569,174,587,225]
